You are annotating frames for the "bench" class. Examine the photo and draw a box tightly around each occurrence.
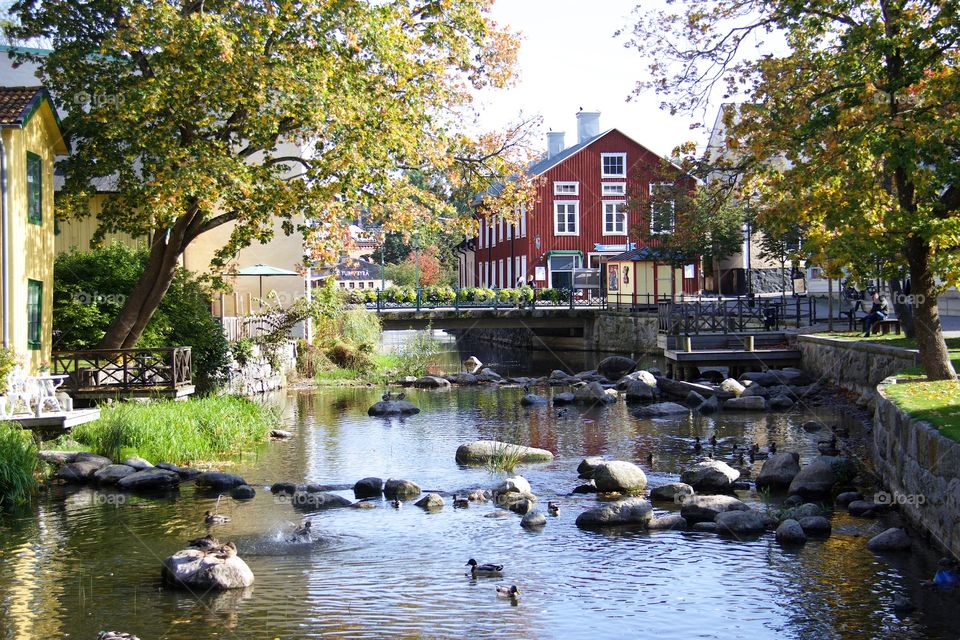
[863,317,901,335]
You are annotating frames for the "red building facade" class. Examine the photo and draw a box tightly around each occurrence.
[472,113,699,296]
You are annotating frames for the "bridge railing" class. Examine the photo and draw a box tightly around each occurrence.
[657,296,818,334]
[360,287,605,312]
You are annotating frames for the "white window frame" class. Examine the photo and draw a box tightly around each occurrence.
[649,182,676,235]
[506,259,512,288]
[520,255,527,284]
[553,181,579,196]
[498,259,504,288]
[519,204,527,237]
[603,200,628,236]
[553,201,580,236]
[497,216,503,243]
[601,152,627,178]
[515,256,522,286]
[602,182,627,197]
[479,218,485,249]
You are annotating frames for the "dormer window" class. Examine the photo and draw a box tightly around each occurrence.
[601,153,626,178]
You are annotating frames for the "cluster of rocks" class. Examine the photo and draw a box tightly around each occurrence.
[39,451,256,499]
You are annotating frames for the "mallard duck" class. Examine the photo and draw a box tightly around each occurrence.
[547,501,560,516]
[288,520,312,542]
[468,489,488,502]
[453,495,469,509]
[709,435,718,447]
[769,441,777,454]
[496,585,520,598]
[522,385,530,394]
[97,632,140,640]
[391,499,402,509]
[397,392,405,400]
[382,391,392,401]
[466,559,504,575]
[215,541,237,559]
[187,534,220,551]
[693,437,703,452]
[646,452,656,467]
[204,510,230,525]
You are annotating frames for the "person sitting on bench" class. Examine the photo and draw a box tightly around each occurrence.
[862,290,889,336]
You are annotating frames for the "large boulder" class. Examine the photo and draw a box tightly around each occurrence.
[755,452,801,489]
[787,456,839,498]
[867,528,912,552]
[195,472,247,492]
[685,391,706,408]
[720,378,746,397]
[680,460,740,493]
[723,396,767,411]
[698,395,720,414]
[575,498,653,529]
[592,461,647,493]
[455,440,554,464]
[649,482,694,504]
[55,459,111,483]
[383,478,421,500]
[94,464,137,485]
[798,516,832,536]
[715,509,767,536]
[121,456,154,471]
[552,391,576,405]
[573,381,616,404]
[647,514,688,530]
[680,495,749,524]
[353,477,383,499]
[619,370,657,389]
[520,510,547,529]
[116,468,181,492]
[520,393,548,406]
[847,500,884,517]
[632,402,689,417]
[162,547,253,590]
[414,493,445,510]
[576,457,605,478]
[624,380,655,403]
[776,519,807,545]
[596,356,636,381]
[290,491,353,511]
[454,373,478,385]
[477,368,502,382]
[367,400,420,416]
[413,375,451,389]
[768,395,795,411]
[231,484,256,500]
[493,475,533,497]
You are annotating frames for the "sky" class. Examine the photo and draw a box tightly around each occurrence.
[474,0,715,160]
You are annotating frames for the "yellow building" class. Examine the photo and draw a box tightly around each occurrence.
[605,246,697,309]
[0,87,68,371]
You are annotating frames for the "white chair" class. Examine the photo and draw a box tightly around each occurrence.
[4,366,36,417]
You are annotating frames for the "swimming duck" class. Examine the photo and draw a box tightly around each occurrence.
[453,495,469,509]
[693,437,703,453]
[97,632,140,640]
[466,559,504,575]
[709,435,718,448]
[391,499,402,509]
[288,520,312,542]
[496,585,520,599]
[204,510,230,525]
[646,452,657,466]
[547,501,560,516]
[769,442,777,455]
[187,534,220,551]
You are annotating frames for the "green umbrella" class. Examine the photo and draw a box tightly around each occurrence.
[232,263,300,300]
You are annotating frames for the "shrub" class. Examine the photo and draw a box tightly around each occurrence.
[340,307,381,346]
[0,422,38,508]
[296,339,330,378]
[231,338,254,366]
[394,327,444,377]
[326,340,376,373]
[0,347,20,383]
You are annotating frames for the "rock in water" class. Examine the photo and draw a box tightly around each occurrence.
[575,498,653,529]
[867,528,912,552]
[715,510,767,536]
[353,477,384,498]
[290,491,353,511]
[477,368,502,382]
[624,380,655,403]
[520,510,547,529]
[698,395,720,414]
[230,484,256,500]
[649,482,694,504]
[552,392,576,405]
[787,456,839,498]
[798,516,831,536]
[680,460,740,493]
[592,461,647,493]
[680,495,749,524]
[647,514,688,530]
[576,456,605,478]
[383,478,421,499]
[121,456,154,471]
[115,468,181,492]
[720,378,746,397]
[162,547,254,590]
[573,381,616,404]
[723,396,767,411]
[596,356,637,381]
[195,472,247,491]
[367,400,420,416]
[455,440,554,464]
[93,464,136,485]
[775,519,807,545]
[413,375,451,389]
[414,493,444,510]
[520,393,548,406]
[755,452,801,489]
[632,402,689,417]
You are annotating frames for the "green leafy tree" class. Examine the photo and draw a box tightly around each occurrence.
[9,0,535,350]
[625,0,960,379]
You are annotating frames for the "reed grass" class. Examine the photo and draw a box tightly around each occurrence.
[485,442,526,473]
[0,421,39,508]
[67,395,279,464]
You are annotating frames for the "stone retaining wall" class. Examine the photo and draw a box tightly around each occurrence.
[586,312,659,354]
[796,335,920,396]
[873,381,960,559]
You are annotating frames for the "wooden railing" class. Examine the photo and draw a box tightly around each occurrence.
[657,297,817,334]
[52,347,193,393]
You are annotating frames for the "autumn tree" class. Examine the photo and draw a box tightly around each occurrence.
[8,0,535,349]
[625,0,960,379]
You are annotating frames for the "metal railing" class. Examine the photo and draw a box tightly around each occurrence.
[52,347,193,393]
[363,288,606,312]
[657,296,817,334]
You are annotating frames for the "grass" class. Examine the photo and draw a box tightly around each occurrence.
[313,354,400,386]
[884,379,960,442]
[0,421,39,508]
[485,442,527,473]
[57,395,279,465]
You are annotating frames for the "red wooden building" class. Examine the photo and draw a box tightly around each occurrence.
[470,112,699,298]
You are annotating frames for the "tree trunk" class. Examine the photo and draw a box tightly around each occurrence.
[887,276,915,338]
[906,237,956,380]
[98,209,199,349]
[827,277,834,332]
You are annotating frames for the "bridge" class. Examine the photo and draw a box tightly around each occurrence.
[375,306,604,331]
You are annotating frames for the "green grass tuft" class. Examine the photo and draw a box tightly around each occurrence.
[0,421,39,508]
[62,395,279,464]
[884,379,960,443]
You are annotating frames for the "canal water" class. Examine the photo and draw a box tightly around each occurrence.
[1,337,959,639]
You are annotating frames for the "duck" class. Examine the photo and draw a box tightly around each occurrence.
[496,585,520,599]
[391,499,402,509]
[547,501,560,516]
[204,510,230,525]
[468,489,488,502]
[556,408,568,417]
[288,520,312,542]
[693,437,703,453]
[709,435,718,448]
[466,559,504,575]
[214,541,237,559]
[381,391,392,401]
[97,633,140,640]
[769,441,777,455]
[522,385,531,394]
[646,452,657,467]
[397,392,405,400]
[453,495,469,509]
[187,534,220,551]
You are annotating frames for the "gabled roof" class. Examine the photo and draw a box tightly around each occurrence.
[609,246,676,262]
[0,86,69,153]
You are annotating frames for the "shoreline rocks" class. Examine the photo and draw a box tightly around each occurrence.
[680,460,740,493]
[575,498,653,529]
[592,461,647,493]
[455,440,554,464]
[681,495,749,524]
[756,452,801,490]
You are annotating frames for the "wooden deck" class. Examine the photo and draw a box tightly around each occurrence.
[11,408,101,432]
[664,348,802,380]
[53,347,195,401]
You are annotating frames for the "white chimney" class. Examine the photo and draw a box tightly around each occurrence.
[546,131,565,159]
[576,111,601,144]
